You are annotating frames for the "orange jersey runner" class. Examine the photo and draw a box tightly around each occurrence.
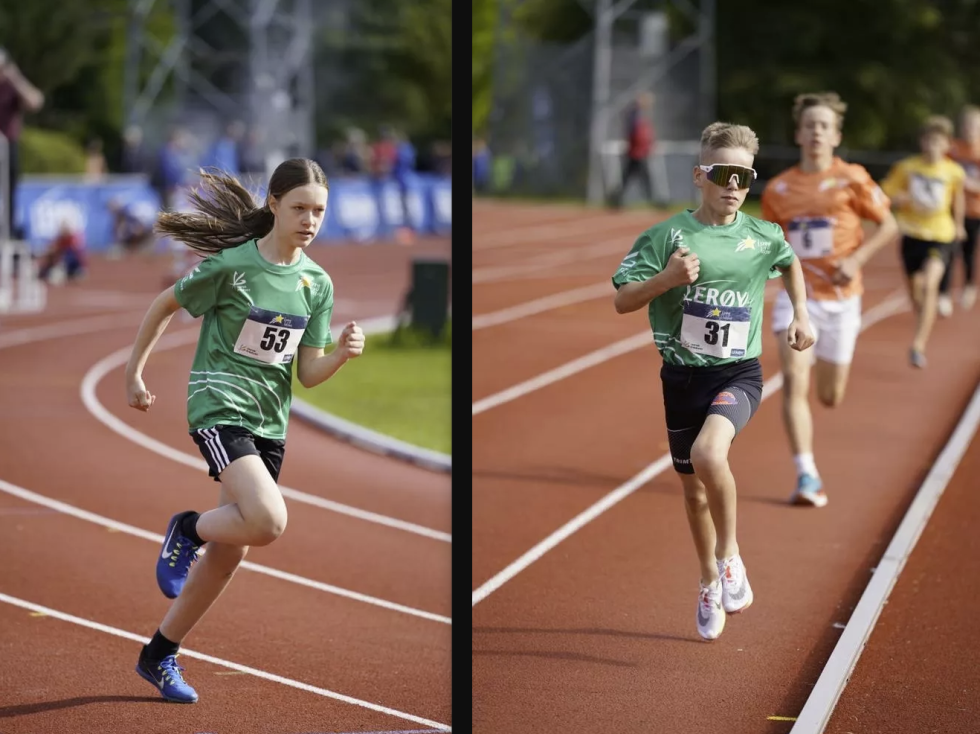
[948,139,980,220]
[761,157,892,301]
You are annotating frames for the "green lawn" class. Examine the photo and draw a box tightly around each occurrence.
[292,323,452,455]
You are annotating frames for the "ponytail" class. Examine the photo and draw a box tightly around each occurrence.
[154,169,274,255]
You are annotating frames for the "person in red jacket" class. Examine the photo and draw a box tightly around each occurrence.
[610,92,657,209]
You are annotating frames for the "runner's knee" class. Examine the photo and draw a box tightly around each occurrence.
[690,436,729,477]
[242,504,287,546]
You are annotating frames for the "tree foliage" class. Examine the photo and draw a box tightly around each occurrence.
[474,0,980,151]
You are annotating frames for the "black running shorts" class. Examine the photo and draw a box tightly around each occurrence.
[190,425,286,483]
[900,235,952,277]
[660,358,763,474]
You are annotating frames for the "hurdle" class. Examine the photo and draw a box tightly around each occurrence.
[0,132,46,314]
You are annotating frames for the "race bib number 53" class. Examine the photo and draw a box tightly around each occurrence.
[680,301,750,359]
[234,306,308,364]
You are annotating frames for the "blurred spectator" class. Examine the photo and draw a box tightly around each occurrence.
[84,137,107,181]
[239,126,265,176]
[120,124,150,176]
[0,47,44,240]
[609,91,657,209]
[370,126,398,179]
[201,120,245,175]
[107,197,155,256]
[473,137,492,193]
[152,127,191,210]
[432,141,452,177]
[393,129,417,243]
[340,128,368,175]
[38,219,86,283]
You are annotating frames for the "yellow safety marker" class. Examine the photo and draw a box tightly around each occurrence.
[767,716,798,721]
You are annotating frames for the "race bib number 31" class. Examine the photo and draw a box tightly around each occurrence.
[234,306,308,364]
[680,301,751,359]
[788,217,834,259]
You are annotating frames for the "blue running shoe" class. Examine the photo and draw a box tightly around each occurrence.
[136,653,198,703]
[790,473,828,508]
[156,512,200,599]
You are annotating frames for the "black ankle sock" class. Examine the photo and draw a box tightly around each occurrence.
[179,511,205,547]
[143,629,180,662]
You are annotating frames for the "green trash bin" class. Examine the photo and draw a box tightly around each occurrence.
[410,257,450,339]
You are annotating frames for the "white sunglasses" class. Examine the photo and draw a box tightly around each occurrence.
[698,164,758,189]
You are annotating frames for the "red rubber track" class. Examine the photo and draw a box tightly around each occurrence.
[0,240,451,733]
[471,200,980,734]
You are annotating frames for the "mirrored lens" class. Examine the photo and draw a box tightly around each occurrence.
[704,165,756,189]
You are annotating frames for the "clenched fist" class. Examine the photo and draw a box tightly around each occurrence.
[664,247,700,287]
[338,321,365,359]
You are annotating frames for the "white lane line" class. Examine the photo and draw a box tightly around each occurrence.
[472,283,613,331]
[472,237,631,284]
[471,290,909,606]
[789,373,980,732]
[79,331,451,544]
[0,478,450,625]
[471,282,851,413]
[474,214,642,251]
[472,332,652,416]
[0,591,451,731]
[0,312,145,349]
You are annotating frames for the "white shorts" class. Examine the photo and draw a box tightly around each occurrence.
[771,290,862,365]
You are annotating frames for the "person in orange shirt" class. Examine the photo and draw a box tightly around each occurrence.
[939,105,980,315]
[762,92,898,508]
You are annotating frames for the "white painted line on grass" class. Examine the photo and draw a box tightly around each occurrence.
[0,478,450,625]
[0,591,451,731]
[79,329,452,543]
[472,283,613,331]
[471,290,909,606]
[789,365,980,733]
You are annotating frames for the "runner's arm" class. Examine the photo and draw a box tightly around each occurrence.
[848,210,900,269]
[953,182,967,240]
[125,287,182,377]
[295,321,365,388]
[777,257,809,321]
[124,286,182,410]
[614,272,678,314]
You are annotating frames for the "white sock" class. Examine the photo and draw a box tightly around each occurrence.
[794,453,818,478]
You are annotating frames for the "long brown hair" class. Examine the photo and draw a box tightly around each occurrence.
[155,157,329,255]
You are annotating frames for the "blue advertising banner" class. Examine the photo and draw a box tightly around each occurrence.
[14,174,451,252]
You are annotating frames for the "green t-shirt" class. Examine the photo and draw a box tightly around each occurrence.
[174,239,335,439]
[611,210,795,367]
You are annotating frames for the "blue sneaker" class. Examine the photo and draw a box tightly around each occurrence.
[156,512,200,599]
[136,653,199,703]
[790,473,828,508]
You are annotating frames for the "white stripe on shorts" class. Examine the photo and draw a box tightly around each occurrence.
[197,428,222,470]
[204,427,231,469]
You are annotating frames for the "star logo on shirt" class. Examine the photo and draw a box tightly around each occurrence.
[272,314,285,324]
[709,307,722,317]
[735,237,756,252]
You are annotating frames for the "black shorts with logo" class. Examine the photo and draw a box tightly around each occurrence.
[190,425,286,483]
[901,235,952,277]
[661,358,763,474]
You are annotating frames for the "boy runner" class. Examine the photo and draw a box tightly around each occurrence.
[612,122,815,640]
[761,92,898,508]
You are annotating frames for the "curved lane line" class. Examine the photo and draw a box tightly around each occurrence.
[78,332,452,543]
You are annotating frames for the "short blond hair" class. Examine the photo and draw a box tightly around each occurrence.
[920,115,954,139]
[792,92,847,130]
[699,122,759,161]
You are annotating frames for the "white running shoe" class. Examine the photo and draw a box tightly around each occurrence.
[938,294,954,318]
[963,285,977,311]
[717,555,754,614]
[696,578,725,640]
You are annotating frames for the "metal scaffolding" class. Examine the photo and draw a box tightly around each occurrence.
[122,0,316,172]
[585,0,716,205]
